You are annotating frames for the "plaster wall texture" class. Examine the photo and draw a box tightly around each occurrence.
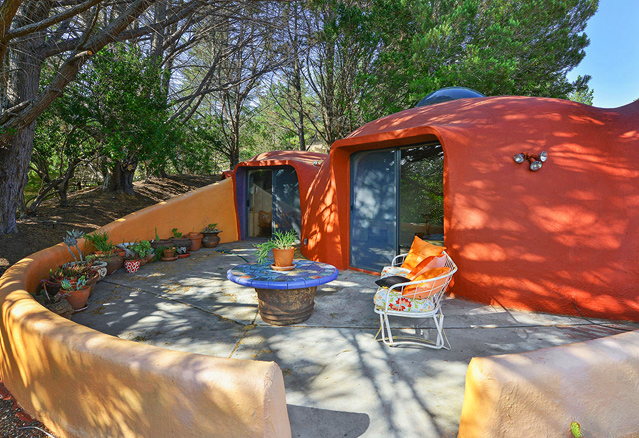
[458,329,639,437]
[0,178,291,437]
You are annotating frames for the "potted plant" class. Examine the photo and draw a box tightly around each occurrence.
[60,276,90,311]
[187,229,203,251]
[123,249,142,273]
[176,246,190,259]
[201,223,221,248]
[85,231,115,257]
[162,246,177,261]
[63,229,86,266]
[131,240,154,266]
[170,228,191,251]
[151,227,172,250]
[255,230,298,268]
[36,281,74,319]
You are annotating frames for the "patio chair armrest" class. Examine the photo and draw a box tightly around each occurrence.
[391,253,408,267]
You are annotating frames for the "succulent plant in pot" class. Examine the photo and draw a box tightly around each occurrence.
[131,240,154,265]
[255,230,298,267]
[60,276,90,311]
[201,223,221,248]
[63,229,86,265]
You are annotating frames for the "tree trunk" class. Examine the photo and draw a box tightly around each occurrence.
[0,127,34,233]
[105,158,137,195]
[0,3,49,234]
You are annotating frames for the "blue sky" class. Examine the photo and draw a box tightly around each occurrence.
[567,1,639,108]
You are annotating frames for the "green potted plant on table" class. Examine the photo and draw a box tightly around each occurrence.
[60,276,90,311]
[201,223,221,248]
[255,230,298,269]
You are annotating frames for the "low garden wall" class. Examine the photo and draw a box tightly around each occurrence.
[0,178,292,438]
[458,329,639,437]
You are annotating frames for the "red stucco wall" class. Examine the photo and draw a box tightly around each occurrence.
[234,96,639,321]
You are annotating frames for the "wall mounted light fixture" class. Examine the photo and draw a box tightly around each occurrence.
[513,151,548,171]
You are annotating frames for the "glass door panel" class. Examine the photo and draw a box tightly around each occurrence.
[350,149,397,271]
[273,167,301,236]
[399,144,444,253]
[247,169,273,238]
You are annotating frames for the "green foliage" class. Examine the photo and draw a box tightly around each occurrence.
[358,0,597,117]
[67,44,183,177]
[255,230,298,263]
[203,223,219,233]
[61,275,86,291]
[86,232,115,253]
[131,240,153,258]
[171,228,183,238]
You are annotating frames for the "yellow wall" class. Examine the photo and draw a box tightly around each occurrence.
[458,330,639,437]
[0,179,291,438]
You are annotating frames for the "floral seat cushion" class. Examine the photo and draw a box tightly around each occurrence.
[374,287,435,313]
[381,266,410,278]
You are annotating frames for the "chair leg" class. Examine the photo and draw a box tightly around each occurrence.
[377,311,451,350]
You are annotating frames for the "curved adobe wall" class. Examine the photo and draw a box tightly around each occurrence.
[0,179,291,438]
[458,330,639,437]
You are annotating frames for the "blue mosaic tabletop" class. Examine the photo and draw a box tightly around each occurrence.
[227,260,338,290]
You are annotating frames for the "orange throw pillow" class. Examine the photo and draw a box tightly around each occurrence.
[402,267,451,299]
[401,236,445,271]
[407,253,447,278]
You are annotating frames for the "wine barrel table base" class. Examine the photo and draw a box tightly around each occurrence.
[227,260,338,326]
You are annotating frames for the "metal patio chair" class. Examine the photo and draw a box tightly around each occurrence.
[373,251,457,349]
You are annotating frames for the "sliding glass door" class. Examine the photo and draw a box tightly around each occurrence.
[247,167,301,238]
[350,143,443,271]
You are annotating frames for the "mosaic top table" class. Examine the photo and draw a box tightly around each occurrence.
[227,260,338,325]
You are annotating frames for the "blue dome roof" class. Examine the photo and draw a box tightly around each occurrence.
[416,87,485,107]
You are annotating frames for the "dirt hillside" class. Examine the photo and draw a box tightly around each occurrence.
[0,174,220,277]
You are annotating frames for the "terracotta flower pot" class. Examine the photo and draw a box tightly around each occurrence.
[115,247,126,258]
[104,253,123,275]
[187,232,203,251]
[151,239,172,250]
[201,232,220,248]
[273,247,295,267]
[163,248,176,259]
[86,272,100,297]
[124,259,141,273]
[63,286,90,310]
[44,279,62,296]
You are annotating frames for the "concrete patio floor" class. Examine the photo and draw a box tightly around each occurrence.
[73,241,639,438]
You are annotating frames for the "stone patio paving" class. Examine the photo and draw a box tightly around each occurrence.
[73,241,639,438]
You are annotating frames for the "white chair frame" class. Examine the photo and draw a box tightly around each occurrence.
[374,251,457,349]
